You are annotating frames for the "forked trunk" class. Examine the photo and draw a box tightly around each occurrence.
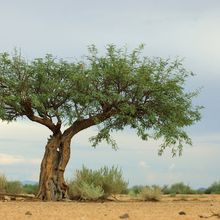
[36,133,71,201]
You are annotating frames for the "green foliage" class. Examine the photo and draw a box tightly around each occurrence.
[170,193,177,197]
[0,45,202,155]
[162,182,195,194]
[74,181,104,201]
[22,184,39,195]
[205,181,220,194]
[0,173,38,195]
[6,181,23,194]
[99,166,128,196]
[128,185,145,197]
[68,166,128,200]
[139,186,162,201]
[0,173,7,193]
[128,185,144,196]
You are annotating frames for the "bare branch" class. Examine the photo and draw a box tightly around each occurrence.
[63,108,117,139]
[22,100,59,133]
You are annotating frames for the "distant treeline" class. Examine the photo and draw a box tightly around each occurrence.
[0,174,38,195]
[1,171,220,196]
[129,181,220,195]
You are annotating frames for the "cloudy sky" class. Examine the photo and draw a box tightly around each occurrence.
[0,0,219,188]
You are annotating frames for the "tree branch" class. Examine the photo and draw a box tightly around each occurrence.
[22,100,59,133]
[63,108,117,139]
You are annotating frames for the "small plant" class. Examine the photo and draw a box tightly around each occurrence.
[0,173,7,192]
[164,182,195,194]
[205,181,220,194]
[6,181,23,194]
[22,184,39,195]
[68,181,104,201]
[99,166,128,197]
[79,182,104,201]
[140,186,162,201]
[170,193,176,197]
[68,165,128,201]
[128,185,144,197]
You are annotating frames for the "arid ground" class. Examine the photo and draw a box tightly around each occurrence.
[1,195,220,220]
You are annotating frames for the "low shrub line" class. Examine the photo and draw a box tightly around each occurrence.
[1,168,220,201]
[0,173,38,195]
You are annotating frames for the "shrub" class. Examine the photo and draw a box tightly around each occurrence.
[99,166,128,197]
[170,193,176,197]
[128,185,144,196]
[140,186,162,201]
[0,173,7,193]
[79,182,104,200]
[68,182,80,199]
[161,185,170,194]
[165,182,195,194]
[68,181,104,201]
[6,181,23,194]
[22,184,39,195]
[68,165,128,201]
[0,174,24,194]
[205,181,220,194]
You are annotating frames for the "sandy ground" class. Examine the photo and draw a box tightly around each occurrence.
[1,195,220,220]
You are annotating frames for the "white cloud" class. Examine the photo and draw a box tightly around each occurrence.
[0,153,24,165]
[0,153,41,165]
[26,158,41,165]
[0,120,50,141]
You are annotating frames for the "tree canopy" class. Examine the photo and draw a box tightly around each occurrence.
[0,45,201,156]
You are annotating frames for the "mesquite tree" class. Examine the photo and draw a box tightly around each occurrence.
[0,45,201,200]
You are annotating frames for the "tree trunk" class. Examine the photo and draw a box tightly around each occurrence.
[36,133,71,201]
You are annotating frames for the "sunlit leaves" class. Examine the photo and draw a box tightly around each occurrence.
[0,45,202,155]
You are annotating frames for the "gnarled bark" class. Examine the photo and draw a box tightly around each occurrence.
[56,137,71,199]
[36,133,71,201]
[36,113,115,201]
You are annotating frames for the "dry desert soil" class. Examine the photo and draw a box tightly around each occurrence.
[1,195,220,220]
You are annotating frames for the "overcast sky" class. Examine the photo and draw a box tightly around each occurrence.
[0,0,219,188]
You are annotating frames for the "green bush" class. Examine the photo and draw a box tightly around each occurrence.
[99,166,128,196]
[79,182,104,200]
[205,181,220,194]
[68,181,104,201]
[6,181,23,194]
[68,165,128,201]
[22,184,39,195]
[128,185,144,196]
[0,173,7,193]
[140,186,162,201]
[170,193,176,197]
[163,182,195,194]
[161,185,170,194]
[0,174,23,194]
